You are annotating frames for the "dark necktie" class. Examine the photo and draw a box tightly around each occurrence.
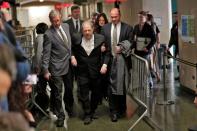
[112,24,117,56]
[59,28,68,47]
[75,20,79,32]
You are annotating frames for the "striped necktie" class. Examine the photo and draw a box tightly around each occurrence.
[112,24,117,56]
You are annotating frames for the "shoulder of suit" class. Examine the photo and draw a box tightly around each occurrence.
[121,22,132,28]
[102,23,111,29]
[64,18,72,23]
[62,23,69,27]
[72,33,82,45]
[94,33,105,42]
[95,33,104,38]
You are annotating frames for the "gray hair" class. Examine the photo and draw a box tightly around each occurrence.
[82,20,94,29]
[49,10,61,20]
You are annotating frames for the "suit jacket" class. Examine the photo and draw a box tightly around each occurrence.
[72,33,107,79]
[42,23,71,76]
[101,22,133,95]
[64,18,83,35]
[101,22,133,65]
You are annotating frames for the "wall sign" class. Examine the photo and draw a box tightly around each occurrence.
[181,15,195,44]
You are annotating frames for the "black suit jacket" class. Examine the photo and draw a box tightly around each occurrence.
[64,18,83,34]
[101,22,133,65]
[72,33,107,78]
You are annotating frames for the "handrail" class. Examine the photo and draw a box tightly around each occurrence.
[165,53,197,67]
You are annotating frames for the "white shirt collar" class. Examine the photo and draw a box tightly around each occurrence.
[72,18,79,22]
[112,22,121,28]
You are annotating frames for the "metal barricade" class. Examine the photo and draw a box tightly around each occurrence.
[15,27,35,55]
[15,29,49,118]
[127,53,162,131]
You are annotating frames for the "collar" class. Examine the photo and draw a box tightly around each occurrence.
[112,22,121,27]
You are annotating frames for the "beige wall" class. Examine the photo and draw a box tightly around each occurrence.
[101,0,142,26]
[178,0,197,91]
[120,0,142,26]
[142,0,172,44]
[102,3,114,20]
[17,6,54,27]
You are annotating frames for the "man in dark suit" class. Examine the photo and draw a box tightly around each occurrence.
[64,5,83,103]
[42,10,73,127]
[101,8,133,122]
[64,5,83,35]
[71,20,108,125]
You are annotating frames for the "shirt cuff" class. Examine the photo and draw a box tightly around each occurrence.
[102,64,107,68]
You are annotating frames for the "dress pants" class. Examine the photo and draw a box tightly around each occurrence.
[36,74,50,112]
[50,68,73,120]
[108,89,126,116]
[77,76,101,117]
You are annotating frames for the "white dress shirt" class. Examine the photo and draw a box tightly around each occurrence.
[81,35,94,56]
[111,22,121,46]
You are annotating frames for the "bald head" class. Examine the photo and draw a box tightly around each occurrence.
[110,8,120,15]
[110,8,121,25]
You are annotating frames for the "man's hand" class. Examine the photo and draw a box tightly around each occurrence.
[143,48,148,52]
[71,56,77,67]
[194,97,197,107]
[101,44,106,52]
[100,64,107,74]
[115,46,122,54]
[44,72,51,81]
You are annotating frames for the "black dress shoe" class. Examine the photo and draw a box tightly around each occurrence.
[56,119,64,127]
[29,121,37,128]
[111,114,118,122]
[84,116,92,125]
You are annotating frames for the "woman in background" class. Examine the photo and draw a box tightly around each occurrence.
[94,13,108,34]
[147,14,161,83]
[32,22,50,114]
[94,13,109,103]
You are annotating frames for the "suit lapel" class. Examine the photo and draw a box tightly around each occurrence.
[119,22,123,43]
[51,27,64,44]
[77,35,88,56]
[94,34,102,49]
[61,24,71,49]
[107,24,112,48]
[51,26,69,50]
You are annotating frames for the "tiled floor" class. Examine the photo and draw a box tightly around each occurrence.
[36,63,197,131]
